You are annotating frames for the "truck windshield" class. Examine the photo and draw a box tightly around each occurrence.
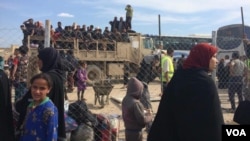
[143,37,153,49]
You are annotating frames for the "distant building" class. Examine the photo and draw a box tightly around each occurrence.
[188,34,212,38]
[0,44,19,60]
[148,34,212,50]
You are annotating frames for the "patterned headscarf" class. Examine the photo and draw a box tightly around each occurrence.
[182,43,218,71]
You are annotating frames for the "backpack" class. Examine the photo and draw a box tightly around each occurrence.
[73,70,78,82]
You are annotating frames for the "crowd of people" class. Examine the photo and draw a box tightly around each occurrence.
[2,3,250,141]
[147,43,225,141]
[2,40,250,141]
[0,4,135,140]
[1,45,90,140]
[122,42,250,141]
[217,53,248,112]
[20,5,135,51]
[1,47,66,140]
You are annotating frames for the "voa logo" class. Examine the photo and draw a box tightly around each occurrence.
[226,129,246,136]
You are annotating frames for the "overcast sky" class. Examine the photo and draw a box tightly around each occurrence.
[1,0,250,47]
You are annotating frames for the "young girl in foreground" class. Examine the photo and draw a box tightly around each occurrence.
[19,73,58,141]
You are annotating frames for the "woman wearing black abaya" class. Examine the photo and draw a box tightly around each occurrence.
[0,56,15,141]
[147,43,224,141]
[15,47,66,141]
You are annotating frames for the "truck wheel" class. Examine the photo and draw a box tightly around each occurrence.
[87,65,102,84]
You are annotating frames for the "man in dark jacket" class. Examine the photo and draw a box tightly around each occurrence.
[136,54,160,84]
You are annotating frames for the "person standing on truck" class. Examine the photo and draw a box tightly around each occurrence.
[23,18,35,36]
[118,17,126,33]
[136,54,160,84]
[125,4,133,29]
[20,24,29,46]
[55,21,64,33]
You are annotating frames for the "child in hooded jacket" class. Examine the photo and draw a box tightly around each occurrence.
[122,77,153,141]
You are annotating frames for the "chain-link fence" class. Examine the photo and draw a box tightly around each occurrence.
[2,21,249,140]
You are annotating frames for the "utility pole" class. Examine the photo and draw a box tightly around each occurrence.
[241,6,245,38]
[158,14,163,95]
[44,20,51,48]
[158,14,161,40]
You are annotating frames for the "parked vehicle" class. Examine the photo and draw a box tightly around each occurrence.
[27,33,154,84]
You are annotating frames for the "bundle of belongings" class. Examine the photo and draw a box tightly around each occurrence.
[67,100,120,141]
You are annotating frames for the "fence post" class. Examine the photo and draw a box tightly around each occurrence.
[211,31,217,82]
[44,20,51,48]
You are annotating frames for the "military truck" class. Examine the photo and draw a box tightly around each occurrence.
[28,33,154,84]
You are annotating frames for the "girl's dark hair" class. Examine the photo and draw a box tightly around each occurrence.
[30,73,53,88]
[79,60,86,65]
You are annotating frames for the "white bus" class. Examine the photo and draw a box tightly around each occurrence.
[215,24,250,60]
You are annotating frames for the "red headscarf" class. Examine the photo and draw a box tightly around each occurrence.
[182,43,218,70]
